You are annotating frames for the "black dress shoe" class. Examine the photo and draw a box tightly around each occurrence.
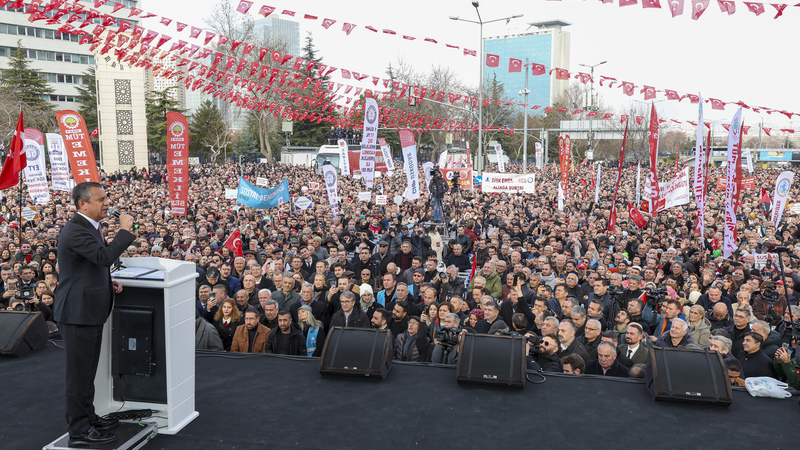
[91,416,119,431]
[68,427,117,447]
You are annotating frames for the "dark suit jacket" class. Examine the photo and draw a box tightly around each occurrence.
[53,214,136,326]
[585,359,630,377]
[618,343,649,368]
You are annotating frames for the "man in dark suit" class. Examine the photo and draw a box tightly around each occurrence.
[585,341,630,377]
[54,182,136,447]
[618,322,649,368]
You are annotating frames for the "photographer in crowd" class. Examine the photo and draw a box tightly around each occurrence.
[431,313,465,364]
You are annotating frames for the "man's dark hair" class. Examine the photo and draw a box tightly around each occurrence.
[601,330,618,341]
[332,262,345,271]
[412,256,425,265]
[277,310,291,318]
[245,307,259,316]
[512,313,527,330]
[744,331,764,347]
[1,265,12,272]
[45,271,59,281]
[597,278,610,287]
[395,300,409,313]
[665,299,682,311]
[561,353,585,373]
[383,272,396,282]
[72,181,103,206]
[724,356,743,373]
[710,328,731,339]
[374,308,390,324]
[628,298,645,311]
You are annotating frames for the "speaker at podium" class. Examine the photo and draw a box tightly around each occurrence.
[93,257,200,435]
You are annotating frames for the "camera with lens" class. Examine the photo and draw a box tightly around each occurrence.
[643,286,668,307]
[17,287,34,301]
[433,326,460,351]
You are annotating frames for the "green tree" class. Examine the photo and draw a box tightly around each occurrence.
[75,67,98,132]
[189,100,231,162]
[286,32,335,146]
[0,40,55,131]
[146,87,184,159]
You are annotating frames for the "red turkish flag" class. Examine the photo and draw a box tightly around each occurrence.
[576,72,593,84]
[486,54,499,67]
[742,125,751,134]
[236,1,253,14]
[342,23,356,35]
[683,93,700,103]
[642,0,662,7]
[621,81,635,96]
[619,0,638,5]
[628,203,648,228]
[664,89,680,100]
[722,124,731,131]
[90,128,99,137]
[709,98,726,110]
[763,127,772,136]
[669,0,685,16]
[223,229,244,258]
[602,113,614,119]
[464,49,477,57]
[717,0,736,13]
[642,85,656,100]
[259,5,275,17]
[691,0,710,19]
[509,58,522,72]
[781,129,796,133]
[552,68,570,80]
[635,116,644,125]
[620,114,629,124]
[772,3,787,18]
[322,18,336,29]
[531,64,546,75]
[0,111,27,190]
[744,2,765,14]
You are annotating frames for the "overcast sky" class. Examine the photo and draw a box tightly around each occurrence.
[143,0,799,131]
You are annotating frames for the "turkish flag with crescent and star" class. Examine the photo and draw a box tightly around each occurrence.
[224,229,244,257]
[531,64,546,75]
[508,58,522,72]
[628,202,648,228]
[486,54,499,68]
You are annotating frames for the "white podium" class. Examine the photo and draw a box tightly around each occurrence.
[94,257,199,435]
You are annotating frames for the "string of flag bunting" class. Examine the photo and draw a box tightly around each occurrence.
[9,0,796,133]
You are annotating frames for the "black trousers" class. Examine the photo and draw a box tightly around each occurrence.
[61,323,104,435]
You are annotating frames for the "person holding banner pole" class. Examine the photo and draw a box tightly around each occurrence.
[429,168,449,223]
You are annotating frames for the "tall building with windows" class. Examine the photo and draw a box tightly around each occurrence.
[483,21,571,110]
[0,1,141,111]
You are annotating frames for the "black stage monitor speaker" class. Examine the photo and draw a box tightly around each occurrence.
[456,333,526,388]
[319,327,392,379]
[645,347,732,406]
[0,311,49,357]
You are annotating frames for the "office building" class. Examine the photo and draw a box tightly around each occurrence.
[483,20,571,110]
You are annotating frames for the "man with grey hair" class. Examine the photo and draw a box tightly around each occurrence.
[541,316,560,337]
[431,313,464,364]
[445,244,471,272]
[290,282,326,325]
[330,291,370,328]
[558,319,591,362]
[751,319,782,359]
[708,335,733,356]
[579,318,603,360]
[654,318,695,348]
[585,341,630,377]
[272,270,301,310]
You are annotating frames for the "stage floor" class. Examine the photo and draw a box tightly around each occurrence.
[2,341,798,449]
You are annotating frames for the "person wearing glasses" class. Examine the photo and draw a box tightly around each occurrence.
[526,333,562,372]
[329,291,370,328]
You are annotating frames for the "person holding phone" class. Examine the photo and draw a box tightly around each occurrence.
[773,346,800,389]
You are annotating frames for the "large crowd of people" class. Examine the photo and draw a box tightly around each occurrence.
[2,155,799,389]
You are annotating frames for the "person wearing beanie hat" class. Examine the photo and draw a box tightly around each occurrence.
[358,283,379,318]
[394,315,430,362]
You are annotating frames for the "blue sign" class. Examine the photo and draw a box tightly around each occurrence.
[473,175,483,185]
[237,177,290,209]
[759,151,792,161]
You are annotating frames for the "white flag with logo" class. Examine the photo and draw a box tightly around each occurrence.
[743,148,754,173]
[495,143,505,173]
[594,163,601,203]
[378,138,395,172]
[46,133,72,192]
[535,142,543,170]
[22,139,49,204]
[771,170,795,227]
[322,164,339,217]
[359,97,379,189]
[337,139,350,175]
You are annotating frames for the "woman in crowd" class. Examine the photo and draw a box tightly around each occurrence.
[312,273,330,303]
[297,304,326,357]
[213,298,242,351]
[687,304,711,348]
[0,249,12,265]
[468,308,484,330]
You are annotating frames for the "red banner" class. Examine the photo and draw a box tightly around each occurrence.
[439,168,474,190]
[648,103,660,214]
[716,176,755,191]
[55,110,100,184]
[608,123,628,232]
[559,135,570,197]
[166,111,189,216]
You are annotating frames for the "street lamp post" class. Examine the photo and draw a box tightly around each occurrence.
[451,2,522,173]
[519,57,530,174]
[578,60,606,161]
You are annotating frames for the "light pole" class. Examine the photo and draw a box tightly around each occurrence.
[450,2,522,173]
[578,60,606,161]
[519,58,530,174]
